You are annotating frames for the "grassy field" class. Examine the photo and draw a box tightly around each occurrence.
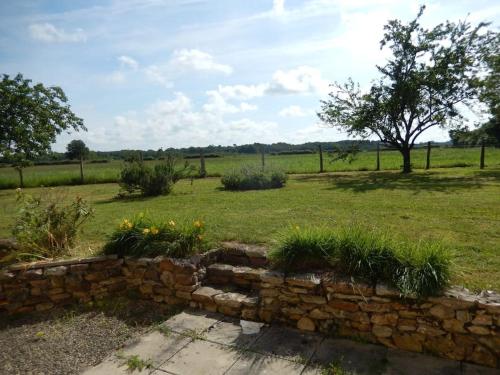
[0,147,499,189]
[0,167,499,291]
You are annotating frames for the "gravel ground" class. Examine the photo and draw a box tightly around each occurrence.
[0,298,178,375]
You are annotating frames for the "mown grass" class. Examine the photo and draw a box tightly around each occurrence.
[0,167,498,291]
[0,147,498,189]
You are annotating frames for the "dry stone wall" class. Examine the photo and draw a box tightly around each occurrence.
[1,252,498,369]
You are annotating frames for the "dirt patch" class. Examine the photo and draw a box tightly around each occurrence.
[0,298,180,375]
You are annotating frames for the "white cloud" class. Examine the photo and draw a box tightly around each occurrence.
[118,55,139,70]
[170,49,233,74]
[29,23,87,43]
[273,0,285,16]
[268,66,330,95]
[144,64,173,87]
[216,66,330,102]
[104,92,277,149]
[279,105,313,117]
[217,83,269,100]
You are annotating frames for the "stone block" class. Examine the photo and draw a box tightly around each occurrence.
[372,324,392,338]
[297,317,315,331]
[192,286,222,303]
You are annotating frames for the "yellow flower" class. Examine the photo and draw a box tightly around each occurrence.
[142,228,150,235]
[151,227,159,235]
[168,220,176,227]
[193,220,203,228]
[120,219,131,229]
[197,235,203,241]
[127,222,133,229]
[294,225,300,230]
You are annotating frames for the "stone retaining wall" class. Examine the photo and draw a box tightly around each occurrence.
[1,254,498,368]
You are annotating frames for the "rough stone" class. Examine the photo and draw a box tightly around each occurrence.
[285,273,320,288]
[442,319,465,333]
[309,308,331,320]
[393,333,423,352]
[328,300,359,312]
[299,294,326,305]
[372,325,392,338]
[214,292,246,309]
[376,283,400,297]
[467,325,490,335]
[371,313,398,326]
[192,286,222,303]
[297,317,315,331]
[471,314,493,326]
[429,304,455,320]
[260,271,284,285]
[417,324,445,337]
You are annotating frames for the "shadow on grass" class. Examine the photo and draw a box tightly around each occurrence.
[293,171,486,193]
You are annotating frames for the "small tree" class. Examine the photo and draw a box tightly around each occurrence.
[66,139,89,183]
[318,7,495,173]
[0,74,85,186]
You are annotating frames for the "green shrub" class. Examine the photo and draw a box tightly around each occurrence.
[6,189,93,262]
[270,226,451,297]
[119,155,192,197]
[221,165,287,190]
[103,215,205,258]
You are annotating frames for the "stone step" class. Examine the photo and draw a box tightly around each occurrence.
[206,263,267,289]
[218,242,269,268]
[191,284,260,320]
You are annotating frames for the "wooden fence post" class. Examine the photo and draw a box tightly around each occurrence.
[200,150,206,178]
[319,144,324,173]
[480,140,485,169]
[425,141,431,170]
[261,147,265,170]
[376,143,380,171]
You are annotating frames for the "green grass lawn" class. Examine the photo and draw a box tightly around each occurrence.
[0,167,499,291]
[0,147,498,189]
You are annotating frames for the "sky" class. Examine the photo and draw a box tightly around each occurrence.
[1,0,499,152]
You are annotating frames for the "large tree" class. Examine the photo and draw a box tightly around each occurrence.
[0,73,85,186]
[318,7,496,173]
[66,139,89,183]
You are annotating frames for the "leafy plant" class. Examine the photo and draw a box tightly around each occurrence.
[270,225,451,297]
[5,189,93,262]
[116,353,153,372]
[103,214,205,258]
[221,165,287,190]
[119,154,193,197]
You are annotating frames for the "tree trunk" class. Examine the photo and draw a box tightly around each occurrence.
[401,147,412,173]
[18,168,24,188]
[480,140,485,169]
[79,156,84,183]
[425,141,431,170]
[318,144,324,173]
[376,143,380,171]
[200,151,206,178]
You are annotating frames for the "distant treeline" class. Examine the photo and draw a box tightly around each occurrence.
[0,140,454,165]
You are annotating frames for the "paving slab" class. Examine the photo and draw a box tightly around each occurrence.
[248,325,323,363]
[158,309,220,334]
[203,317,267,349]
[82,331,190,375]
[382,348,461,375]
[156,338,240,375]
[226,352,305,374]
[305,337,388,375]
[462,363,500,375]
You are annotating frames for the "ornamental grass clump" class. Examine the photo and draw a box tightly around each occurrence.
[221,165,287,191]
[270,225,451,297]
[103,214,205,258]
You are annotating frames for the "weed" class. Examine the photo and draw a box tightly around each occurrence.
[116,353,153,372]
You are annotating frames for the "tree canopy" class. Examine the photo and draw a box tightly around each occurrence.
[318,6,496,172]
[66,139,89,160]
[0,73,85,162]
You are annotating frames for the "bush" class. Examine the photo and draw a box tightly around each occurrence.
[269,226,451,297]
[221,165,288,190]
[103,215,205,258]
[5,189,93,262]
[119,155,192,197]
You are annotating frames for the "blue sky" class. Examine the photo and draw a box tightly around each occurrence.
[1,0,499,151]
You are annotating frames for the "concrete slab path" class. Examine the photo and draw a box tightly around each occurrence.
[82,310,499,375]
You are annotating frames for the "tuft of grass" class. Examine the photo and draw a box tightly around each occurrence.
[270,225,451,297]
[102,214,205,258]
[116,353,153,372]
[221,165,288,191]
[268,226,338,270]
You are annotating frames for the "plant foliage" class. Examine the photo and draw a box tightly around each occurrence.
[6,189,93,262]
[119,154,192,197]
[103,214,205,258]
[269,225,451,297]
[221,165,288,190]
